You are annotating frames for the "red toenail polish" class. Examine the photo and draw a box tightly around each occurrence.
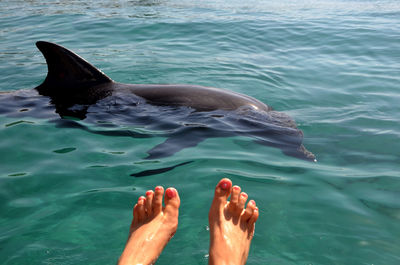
[155,186,163,191]
[249,200,255,205]
[146,190,153,196]
[233,186,240,190]
[219,180,230,190]
[139,196,145,201]
[166,188,176,198]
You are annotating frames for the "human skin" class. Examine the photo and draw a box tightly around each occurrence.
[118,178,259,265]
[118,186,180,265]
[208,178,259,265]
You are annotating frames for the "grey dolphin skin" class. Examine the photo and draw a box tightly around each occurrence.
[3,41,316,162]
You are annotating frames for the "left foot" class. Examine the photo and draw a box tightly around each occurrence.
[118,186,180,265]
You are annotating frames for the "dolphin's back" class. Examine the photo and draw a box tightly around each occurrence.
[34,41,269,112]
[121,84,271,112]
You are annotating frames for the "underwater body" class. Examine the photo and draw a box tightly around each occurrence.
[1,41,315,162]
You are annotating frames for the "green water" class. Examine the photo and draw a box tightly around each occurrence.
[1,0,400,264]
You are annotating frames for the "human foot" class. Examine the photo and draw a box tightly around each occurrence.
[208,178,259,265]
[118,186,180,265]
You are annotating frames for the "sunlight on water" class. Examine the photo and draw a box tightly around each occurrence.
[0,0,399,264]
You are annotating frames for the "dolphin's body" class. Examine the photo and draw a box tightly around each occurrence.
[0,41,316,161]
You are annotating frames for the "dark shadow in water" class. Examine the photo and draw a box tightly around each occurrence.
[0,88,316,163]
[131,161,193,177]
[0,41,315,166]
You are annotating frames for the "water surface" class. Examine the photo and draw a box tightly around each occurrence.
[1,0,399,264]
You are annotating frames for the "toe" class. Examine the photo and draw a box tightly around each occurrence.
[230,186,241,204]
[228,185,241,212]
[241,199,256,222]
[237,192,248,213]
[153,186,164,215]
[213,178,232,206]
[145,190,154,216]
[164,187,180,217]
[136,196,146,222]
[249,207,259,226]
[132,203,139,226]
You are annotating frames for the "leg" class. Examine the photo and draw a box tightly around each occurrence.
[118,186,180,265]
[208,178,259,265]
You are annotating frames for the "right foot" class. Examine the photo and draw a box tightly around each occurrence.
[208,178,259,265]
[118,186,180,265]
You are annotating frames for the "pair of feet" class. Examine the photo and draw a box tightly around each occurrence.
[118,178,259,265]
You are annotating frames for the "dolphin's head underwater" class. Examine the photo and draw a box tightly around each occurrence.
[3,41,316,162]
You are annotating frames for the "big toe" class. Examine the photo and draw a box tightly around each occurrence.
[212,178,232,207]
[164,187,180,217]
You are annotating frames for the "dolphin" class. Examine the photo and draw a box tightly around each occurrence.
[1,41,316,162]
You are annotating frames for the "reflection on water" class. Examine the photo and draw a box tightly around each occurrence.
[0,0,400,264]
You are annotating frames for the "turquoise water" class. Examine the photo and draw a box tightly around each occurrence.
[1,0,400,264]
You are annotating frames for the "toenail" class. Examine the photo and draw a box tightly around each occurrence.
[166,188,176,198]
[138,196,145,202]
[249,200,255,205]
[155,186,163,191]
[233,186,240,191]
[241,192,248,197]
[146,190,153,196]
[219,180,230,190]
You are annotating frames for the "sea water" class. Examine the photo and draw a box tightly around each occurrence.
[0,0,399,264]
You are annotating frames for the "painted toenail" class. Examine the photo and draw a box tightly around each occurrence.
[233,186,240,191]
[219,180,230,190]
[146,190,153,196]
[155,186,163,191]
[249,200,255,205]
[138,196,145,201]
[166,188,176,198]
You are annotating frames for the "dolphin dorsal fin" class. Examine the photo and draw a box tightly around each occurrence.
[35,41,112,96]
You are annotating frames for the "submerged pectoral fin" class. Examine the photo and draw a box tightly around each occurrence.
[254,136,316,162]
[145,135,207,159]
[145,127,214,159]
[281,144,317,162]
